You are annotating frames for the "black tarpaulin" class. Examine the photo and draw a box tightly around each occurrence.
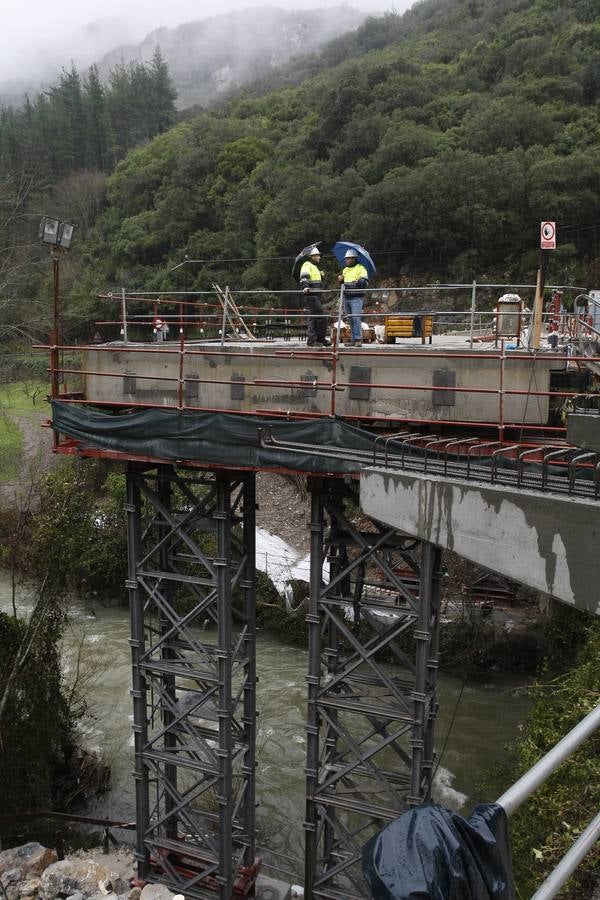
[51,402,589,488]
[362,803,515,900]
[51,401,378,474]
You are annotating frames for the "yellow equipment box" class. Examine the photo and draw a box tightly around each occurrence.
[385,314,433,344]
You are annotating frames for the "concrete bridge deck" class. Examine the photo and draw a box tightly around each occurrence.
[360,467,600,615]
[75,335,563,429]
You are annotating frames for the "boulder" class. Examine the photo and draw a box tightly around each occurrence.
[0,842,57,879]
[20,877,42,899]
[97,874,129,895]
[140,885,180,900]
[40,858,109,899]
[1,866,24,900]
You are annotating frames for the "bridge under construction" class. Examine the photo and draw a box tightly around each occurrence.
[44,283,600,898]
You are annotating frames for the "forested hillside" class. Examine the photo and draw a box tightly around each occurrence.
[0,48,177,343]
[0,49,176,181]
[73,0,600,311]
[1,0,600,340]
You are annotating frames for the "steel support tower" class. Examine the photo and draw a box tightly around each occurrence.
[304,477,443,899]
[125,464,441,898]
[126,464,258,899]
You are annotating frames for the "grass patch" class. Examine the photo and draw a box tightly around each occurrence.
[0,413,23,479]
[0,381,49,416]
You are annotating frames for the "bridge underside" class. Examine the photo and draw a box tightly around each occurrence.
[360,469,600,615]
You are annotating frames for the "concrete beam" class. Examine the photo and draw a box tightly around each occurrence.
[567,412,600,453]
[360,469,600,615]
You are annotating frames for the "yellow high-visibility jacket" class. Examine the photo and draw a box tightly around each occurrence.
[341,263,369,297]
[300,260,322,292]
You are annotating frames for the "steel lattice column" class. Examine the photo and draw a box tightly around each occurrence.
[126,464,257,899]
[304,477,442,900]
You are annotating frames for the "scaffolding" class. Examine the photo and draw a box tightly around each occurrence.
[126,464,258,899]
[123,462,443,897]
[304,477,443,899]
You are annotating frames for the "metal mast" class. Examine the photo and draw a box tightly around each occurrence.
[304,477,443,899]
[126,464,257,899]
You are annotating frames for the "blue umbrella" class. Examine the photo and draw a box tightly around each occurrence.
[332,241,376,276]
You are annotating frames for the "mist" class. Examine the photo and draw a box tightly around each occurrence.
[0,0,397,88]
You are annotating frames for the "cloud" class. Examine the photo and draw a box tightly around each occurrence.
[0,0,389,85]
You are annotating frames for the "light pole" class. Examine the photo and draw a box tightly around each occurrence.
[39,216,74,398]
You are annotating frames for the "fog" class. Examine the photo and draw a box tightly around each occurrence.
[1,0,395,86]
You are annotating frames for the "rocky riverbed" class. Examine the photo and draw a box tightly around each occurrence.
[0,842,300,900]
[0,842,138,900]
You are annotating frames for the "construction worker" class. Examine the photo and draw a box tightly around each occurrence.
[338,249,369,346]
[299,247,329,346]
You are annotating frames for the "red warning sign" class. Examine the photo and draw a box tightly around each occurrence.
[541,221,556,250]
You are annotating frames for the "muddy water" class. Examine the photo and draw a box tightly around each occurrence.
[1,584,529,882]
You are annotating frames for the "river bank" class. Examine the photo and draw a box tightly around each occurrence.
[0,579,531,883]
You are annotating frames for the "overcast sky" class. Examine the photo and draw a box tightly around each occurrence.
[0,0,396,85]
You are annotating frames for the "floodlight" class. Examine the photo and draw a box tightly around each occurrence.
[58,222,74,249]
[39,216,60,245]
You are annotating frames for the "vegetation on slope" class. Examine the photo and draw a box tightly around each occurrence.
[507,614,600,899]
[0,49,176,181]
[72,0,600,313]
[0,0,598,338]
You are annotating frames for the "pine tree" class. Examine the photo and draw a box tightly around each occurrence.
[83,65,110,171]
[148,46,177,135]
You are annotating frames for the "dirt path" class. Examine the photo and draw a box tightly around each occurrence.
[0,410,54,506]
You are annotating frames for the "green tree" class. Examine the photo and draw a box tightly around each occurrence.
[147,46,178,134]
[0,605,74,814]
[84,65,110,171]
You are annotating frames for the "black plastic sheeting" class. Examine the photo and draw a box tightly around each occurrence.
[51,401,591,486]
[362,803,516,900]
[51,402,378,474]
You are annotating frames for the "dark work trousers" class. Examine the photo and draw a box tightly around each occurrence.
[305,293,327,343]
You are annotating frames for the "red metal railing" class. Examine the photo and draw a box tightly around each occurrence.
[39,286,600,449]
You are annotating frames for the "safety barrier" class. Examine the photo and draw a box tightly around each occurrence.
[496,704,600,900]
[38,283,600,445]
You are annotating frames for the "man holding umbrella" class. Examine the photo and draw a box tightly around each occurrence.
[299,246,330,347]
[337,248,370,347]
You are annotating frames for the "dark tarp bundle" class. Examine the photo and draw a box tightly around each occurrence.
[362,803,515,900]
[51,402,379,474]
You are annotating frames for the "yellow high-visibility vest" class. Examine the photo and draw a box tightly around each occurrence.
[342,263,368,294]
[300,260,322,288]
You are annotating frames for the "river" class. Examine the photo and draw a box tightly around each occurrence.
[1,582,530,883]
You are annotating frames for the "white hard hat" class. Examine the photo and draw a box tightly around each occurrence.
[344,249,358,259]
[309,246,321,255]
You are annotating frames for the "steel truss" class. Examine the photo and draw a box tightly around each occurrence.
[304,477,443,900]
[126,464,257,899]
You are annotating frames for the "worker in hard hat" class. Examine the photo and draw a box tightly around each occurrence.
[299,247,330,347]
[338,250,369,346]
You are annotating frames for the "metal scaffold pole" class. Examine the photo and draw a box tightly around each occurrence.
[126,464,258,899]
[303,477,442,900]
